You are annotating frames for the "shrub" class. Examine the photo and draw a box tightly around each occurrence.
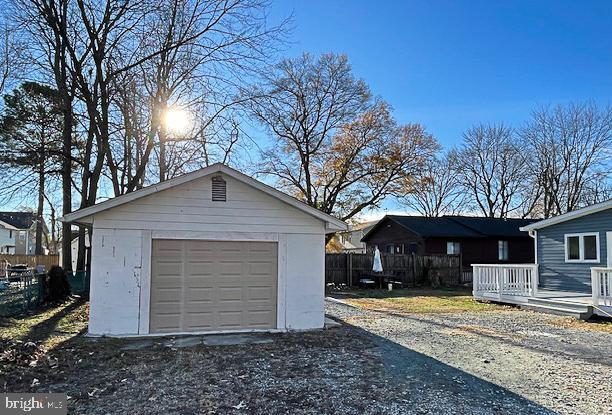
[45,266,71,303]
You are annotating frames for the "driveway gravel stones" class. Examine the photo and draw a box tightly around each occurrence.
[326,299,612,415]
[4,298,610,414]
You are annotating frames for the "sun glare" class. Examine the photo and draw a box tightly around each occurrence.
[163,108,191,137]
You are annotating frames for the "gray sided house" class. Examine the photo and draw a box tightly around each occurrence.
[472,199,612,319]
[0,212,49,255]
[522,200,612,293]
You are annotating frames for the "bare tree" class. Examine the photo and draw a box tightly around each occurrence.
[12,0,287,270]
[456,124,528,218]
[0,18,24,97]
[248,53,437,222]
[14,0,82,269]
[402,151,464,217]
[521,102,612,217]
[107,0,288,190]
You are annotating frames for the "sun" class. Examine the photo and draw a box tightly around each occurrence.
[163,107,191,137]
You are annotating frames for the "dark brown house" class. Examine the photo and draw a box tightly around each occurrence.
[361,215,536,269]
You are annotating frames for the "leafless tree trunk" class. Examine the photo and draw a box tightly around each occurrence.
[402,151,464,217]
[521,102,612,217]
[456,124,528,218]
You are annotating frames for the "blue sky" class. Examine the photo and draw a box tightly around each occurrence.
[269,0,612,148]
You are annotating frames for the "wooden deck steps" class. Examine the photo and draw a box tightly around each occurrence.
[522,297,593,319]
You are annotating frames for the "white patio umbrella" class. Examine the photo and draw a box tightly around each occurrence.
[372,246,383,273]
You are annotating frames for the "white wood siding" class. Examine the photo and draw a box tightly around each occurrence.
[86,173,329,336]
[92,175,324,234]
[89,229,143,335]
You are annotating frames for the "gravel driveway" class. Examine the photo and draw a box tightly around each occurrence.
[3,297,610,414]
[326,298,612,415]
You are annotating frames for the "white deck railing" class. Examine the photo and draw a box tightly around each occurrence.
[472,264,539,300]
[591,267,612,307]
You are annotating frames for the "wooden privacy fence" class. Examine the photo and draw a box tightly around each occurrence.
[326,253,461,287]
[0,254,59,276]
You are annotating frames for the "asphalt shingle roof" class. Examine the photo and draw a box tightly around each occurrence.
[444,216,537,238]
[389,216,483,238]
[363,215,537,241]
[0,212,37,229]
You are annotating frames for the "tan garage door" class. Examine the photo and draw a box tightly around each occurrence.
[150,239,277,333]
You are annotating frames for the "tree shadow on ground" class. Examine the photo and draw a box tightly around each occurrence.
[342,322,557,414]
[23,298,86,343]
[349,305,612,367]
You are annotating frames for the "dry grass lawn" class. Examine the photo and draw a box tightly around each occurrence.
[0,298,89,348]
[337,288,512,314]
[333,288,612,333]
[549,316,612,334]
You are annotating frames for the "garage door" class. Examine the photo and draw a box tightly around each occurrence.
[150,239,277,333]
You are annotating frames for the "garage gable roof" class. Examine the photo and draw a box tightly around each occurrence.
[60,163,347,231]
[520,198,612,231]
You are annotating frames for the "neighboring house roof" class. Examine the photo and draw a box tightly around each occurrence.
[362,215,535,242]
[0,212,39,230]
[445,216,537,238]
[347,220,378,232]
[338,238,359,250]
[61,163,347,232]
[520,199,612,231]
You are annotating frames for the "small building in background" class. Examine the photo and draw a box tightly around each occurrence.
[361,215,536,270]
[0,212,49,255]
[58,230,91,272]
[329,220,378,253]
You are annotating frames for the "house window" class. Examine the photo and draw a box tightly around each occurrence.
[394,244,404,254]
[408,242,418,254]
[564,233,599,263]
[498,240,509,261]
[9,230,12,238]
[447,242,460,255]
[385,244,394,254]
[18,231,25,240]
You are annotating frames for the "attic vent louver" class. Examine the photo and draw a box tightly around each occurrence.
[211,175,226,202]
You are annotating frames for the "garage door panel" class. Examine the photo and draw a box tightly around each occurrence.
[219,261,244,275]
[155,262,183,274]
[184,312,214,330]
[184,261,215,274]
[150,239,277,333]
[248,262,275,275]
[185,287,214,302]
[217,310,243,328]
[248,310,275,326]
[218,286,243,301]
[154,239,184,253]
[248,286,274,301]
[153,313,182,332]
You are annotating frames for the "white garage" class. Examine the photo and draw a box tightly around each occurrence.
[62,164,346,337]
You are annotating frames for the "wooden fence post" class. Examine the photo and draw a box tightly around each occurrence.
[346,253,351,286]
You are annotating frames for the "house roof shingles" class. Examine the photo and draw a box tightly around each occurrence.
[389,216,483,238]
[444,216,537,238]
[362,215,537,241]
[0,212,37,229]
